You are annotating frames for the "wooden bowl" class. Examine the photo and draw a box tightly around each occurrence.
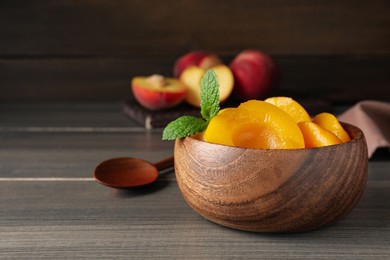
[174,123,368,232]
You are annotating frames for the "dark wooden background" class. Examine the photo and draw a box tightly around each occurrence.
[1,0,389,103]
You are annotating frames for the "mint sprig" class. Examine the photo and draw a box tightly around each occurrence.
[200,69,220,121]
[162,116,208,140]
[162,69,220,140]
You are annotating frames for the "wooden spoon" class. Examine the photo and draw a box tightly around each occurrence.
[94,156,174,188]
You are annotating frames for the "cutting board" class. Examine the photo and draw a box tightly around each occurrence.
[122,100,201,129]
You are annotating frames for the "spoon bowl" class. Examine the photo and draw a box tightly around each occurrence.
[94,157,174,188]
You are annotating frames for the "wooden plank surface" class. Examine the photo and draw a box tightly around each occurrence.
[0,0,389,102]
[0,171,389,259]
[1,0,389,56]
[0,103,137,128]
[0,57,389,102]
[0,103,389,259]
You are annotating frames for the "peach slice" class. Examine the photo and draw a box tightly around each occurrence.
[298,121,342,148]
[265,96,311,123]
[180,65,234,107]
[131,74,187,110]
[313,112,351,143]
[204,100,305,149]
[202,108,238,147]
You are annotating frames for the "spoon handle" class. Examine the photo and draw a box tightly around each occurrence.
[154,156,174,171]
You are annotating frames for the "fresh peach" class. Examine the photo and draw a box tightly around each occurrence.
[173,51,222,78]
[180,65,234,107]
[230,49,279,101]
[131,74,187,110]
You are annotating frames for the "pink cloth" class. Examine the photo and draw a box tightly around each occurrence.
[338,100,390,158]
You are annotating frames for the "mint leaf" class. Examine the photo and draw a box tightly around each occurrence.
[162,116,207,140]
[161,69,221,140]
[200,69,220,121]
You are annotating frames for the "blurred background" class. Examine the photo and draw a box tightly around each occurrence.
[0,0,389,103]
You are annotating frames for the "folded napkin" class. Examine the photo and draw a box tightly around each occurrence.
[338,100,390,158]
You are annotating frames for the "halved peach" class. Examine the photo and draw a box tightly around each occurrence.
[180,65,234,107]
[173,51,222,78]
[204,100,305,149]
[131,74,187,110]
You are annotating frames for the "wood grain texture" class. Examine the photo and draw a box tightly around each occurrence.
[0,0,389,102]
[0,177,388,259]
[1,0,389,56]
[0,103,389,258]
[174,124,368,232]
[0,131,174,179]
[0,57,389,102]
[0,102,137,128]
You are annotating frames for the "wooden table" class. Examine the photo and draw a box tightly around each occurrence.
[1,103,389,259]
